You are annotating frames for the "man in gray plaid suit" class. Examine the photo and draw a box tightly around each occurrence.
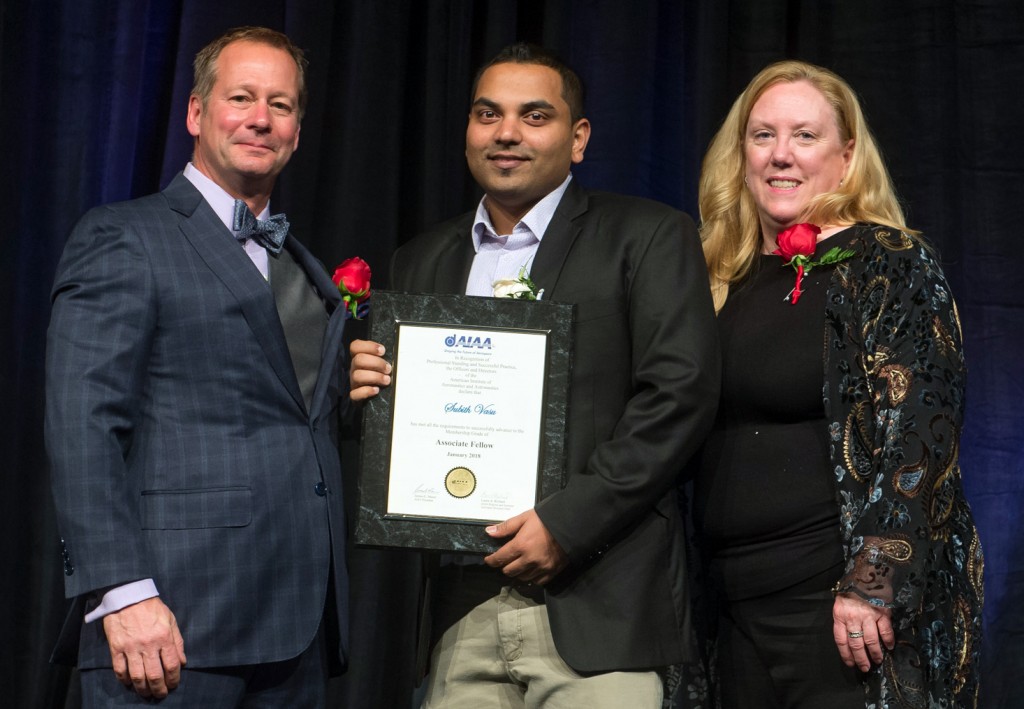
[46,26,349,707]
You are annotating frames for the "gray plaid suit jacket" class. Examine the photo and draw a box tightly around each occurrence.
[45,173,349,670]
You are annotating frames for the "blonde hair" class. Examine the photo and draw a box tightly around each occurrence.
[699,60,910,310]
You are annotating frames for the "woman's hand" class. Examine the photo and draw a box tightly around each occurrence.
[832,593,896,671]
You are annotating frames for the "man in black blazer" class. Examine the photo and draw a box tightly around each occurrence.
[350,44,719,706]
[46,27,348,706]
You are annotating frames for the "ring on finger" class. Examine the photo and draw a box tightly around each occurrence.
[847,630,864,639]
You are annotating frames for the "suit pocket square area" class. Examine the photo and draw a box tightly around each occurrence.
[140,486,253,529]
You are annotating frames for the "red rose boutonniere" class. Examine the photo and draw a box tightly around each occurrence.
[332,256,372,319]
[772,223,855,304]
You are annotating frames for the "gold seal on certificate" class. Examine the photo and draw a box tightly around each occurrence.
[445,467,477,498]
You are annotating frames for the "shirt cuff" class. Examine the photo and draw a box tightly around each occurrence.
[83,579,160,623]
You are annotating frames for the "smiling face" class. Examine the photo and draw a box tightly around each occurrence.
[465,62,590,234]
[186,40,301,205]
[744,80,853,242]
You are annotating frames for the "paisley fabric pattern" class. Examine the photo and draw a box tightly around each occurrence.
[825,224,983,708]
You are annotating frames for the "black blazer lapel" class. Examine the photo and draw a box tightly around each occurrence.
[529,180,588,297]
[163,174,306,413]
[434,217,476,294]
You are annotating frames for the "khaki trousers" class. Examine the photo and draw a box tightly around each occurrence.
[421,586,662,709]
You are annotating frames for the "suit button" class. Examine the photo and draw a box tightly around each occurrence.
[314,482,328,496]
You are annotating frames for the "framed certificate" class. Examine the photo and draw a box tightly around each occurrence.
[354,290,573,553]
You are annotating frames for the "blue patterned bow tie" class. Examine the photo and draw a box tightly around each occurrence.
[232,199,289,254]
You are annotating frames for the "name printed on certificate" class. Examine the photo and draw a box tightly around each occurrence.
[385,323,548,523]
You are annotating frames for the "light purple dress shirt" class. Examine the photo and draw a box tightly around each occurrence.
[464,174,572,296]
[184,162,273,278]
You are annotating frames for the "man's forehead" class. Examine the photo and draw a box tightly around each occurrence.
[213,43,299,88]
[216,42,296,72]
[473,64,565,108]
[472,96,556,111]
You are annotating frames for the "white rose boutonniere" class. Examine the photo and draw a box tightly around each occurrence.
[492,266,543,300]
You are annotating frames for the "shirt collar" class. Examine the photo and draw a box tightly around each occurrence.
[471,173,573,252]
[183,162,271,232]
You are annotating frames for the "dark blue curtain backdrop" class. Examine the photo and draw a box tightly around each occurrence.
[3,1,1021,706]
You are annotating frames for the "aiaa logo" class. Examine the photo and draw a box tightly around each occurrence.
[444,333,493,349]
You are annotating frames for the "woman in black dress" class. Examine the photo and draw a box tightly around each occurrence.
[694,60,983,708]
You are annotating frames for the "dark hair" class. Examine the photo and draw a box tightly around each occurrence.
[192,26,308,121]
[470,43,585,123]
